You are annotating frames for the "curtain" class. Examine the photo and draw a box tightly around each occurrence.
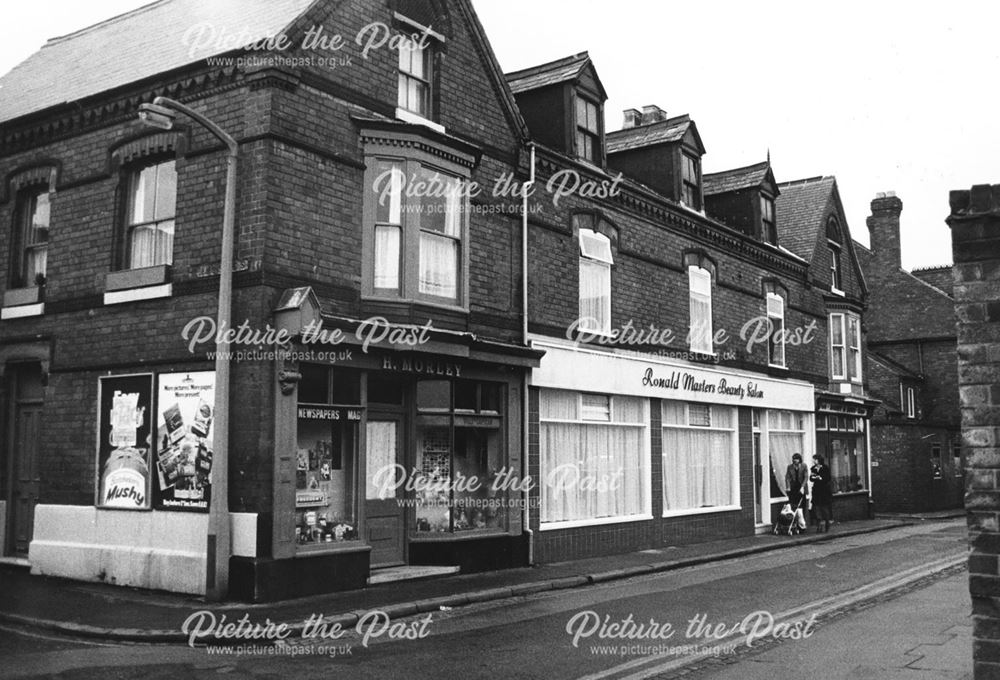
[539,392,646,523]
[374,225,400,289]
[769,431,803,495]
[579,259,609,331]
[129,220,174,268]
[365,421,397,500]
[419,233,458,298]
[662,428,733,511]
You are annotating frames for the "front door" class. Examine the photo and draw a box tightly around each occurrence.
[365,415,405,567]
[7,363,43,556]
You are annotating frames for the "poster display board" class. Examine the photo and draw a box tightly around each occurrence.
[154,371,216,512]
[96,374,154,509]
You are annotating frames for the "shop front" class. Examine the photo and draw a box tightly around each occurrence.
[527,339,817,563]
[235,289,541,601]
[815,393,876,521]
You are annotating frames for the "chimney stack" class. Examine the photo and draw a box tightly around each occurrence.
[867,191,904,268]
[640,105,668,125]
[622,108,642,129]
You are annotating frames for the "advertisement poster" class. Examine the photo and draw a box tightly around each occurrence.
[154,371,215,512]
[96,374,153,510]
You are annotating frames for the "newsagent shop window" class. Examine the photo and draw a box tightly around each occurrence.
[295,365,362,549]
[414,379,506,533]
[661,401,738,515]
[817,414,867,493]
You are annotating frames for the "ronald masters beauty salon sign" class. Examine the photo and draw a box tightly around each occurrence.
[531,341,815,411]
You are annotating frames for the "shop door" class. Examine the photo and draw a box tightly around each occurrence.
[365,415,405,567]
[8,364,43,556]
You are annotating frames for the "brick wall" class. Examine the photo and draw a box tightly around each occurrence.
[947,183,1000,679]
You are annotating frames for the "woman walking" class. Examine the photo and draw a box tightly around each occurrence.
[810,454,833,532]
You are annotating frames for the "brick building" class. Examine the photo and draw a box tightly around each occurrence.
[0,0,882,599]
[855,193,963,512]
[0,0,542,601]
[503,46,874,563]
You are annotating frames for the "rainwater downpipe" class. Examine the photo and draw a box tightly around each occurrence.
[522,143,536,564]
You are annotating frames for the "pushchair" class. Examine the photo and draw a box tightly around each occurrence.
[773,497,807,535]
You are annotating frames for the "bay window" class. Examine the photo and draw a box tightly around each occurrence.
[830,312,862,382]
[365,155,467,306]
[539,389,649,526]
[661,401,738,514]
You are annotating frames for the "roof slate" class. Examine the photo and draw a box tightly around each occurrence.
[605,115,693,154]
[505,52,591,94]
[774,176,835,260]
[0,0,315,124]
[703,161,771,195]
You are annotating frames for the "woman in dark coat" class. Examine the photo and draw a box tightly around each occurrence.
[810,454,833,532]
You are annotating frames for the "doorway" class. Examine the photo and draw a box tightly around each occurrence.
[365,413,405,567]
[5,363,43,556]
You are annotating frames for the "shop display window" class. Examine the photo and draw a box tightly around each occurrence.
[295,366,362,548]
[817,414,867,493]
[413,379,506,533]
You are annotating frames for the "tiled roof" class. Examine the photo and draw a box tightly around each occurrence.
[605,115,695,154]
[774,176,835,260]
[911,266,954,297]
[0,0,315,124]
[703,161,771,195]
[505,52,591,94]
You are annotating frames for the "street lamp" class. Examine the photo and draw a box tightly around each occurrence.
[139,96,235,601]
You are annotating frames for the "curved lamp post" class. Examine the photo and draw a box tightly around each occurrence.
[139,96,235,601]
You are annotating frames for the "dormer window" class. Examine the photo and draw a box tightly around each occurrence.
[681,153,701,210]
[827,217,844,295]
[575,96,601,164]
[761,194,776,244]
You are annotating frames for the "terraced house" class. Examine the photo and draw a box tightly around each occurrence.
[0,0,877,600]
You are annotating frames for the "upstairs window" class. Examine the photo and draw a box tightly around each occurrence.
[398,41,431,118]
[830,312,862,382]
[766,292,785,367]
[829,244,842,292]
[688,265,713,353]
[578,228,613,334]
[575,97,601,164]
[13,187,50,287]
[365,157,466,305]
[127,160,176,269]
[761,195,776,244]
[681,154,701,210]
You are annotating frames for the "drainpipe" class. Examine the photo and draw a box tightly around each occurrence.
[522,143,536,565]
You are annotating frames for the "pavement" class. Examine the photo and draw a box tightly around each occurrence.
[0,513,968,646]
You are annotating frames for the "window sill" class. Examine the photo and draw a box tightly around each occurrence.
[662,504,740,519]
[539,514,653,531]
[830,287,845,297]
[395,107,446,134]
[768,362,788,370]
[104,283,172,306]
[104,265,171,292]
[293,542,371,558]
[3,286,43,308]
[0,302,44,320]
[361,294,468,315]
[409,529,512,541]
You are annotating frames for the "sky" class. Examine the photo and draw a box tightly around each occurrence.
[2,1,997,270]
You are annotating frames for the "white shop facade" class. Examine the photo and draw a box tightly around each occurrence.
[526,338,817,562]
